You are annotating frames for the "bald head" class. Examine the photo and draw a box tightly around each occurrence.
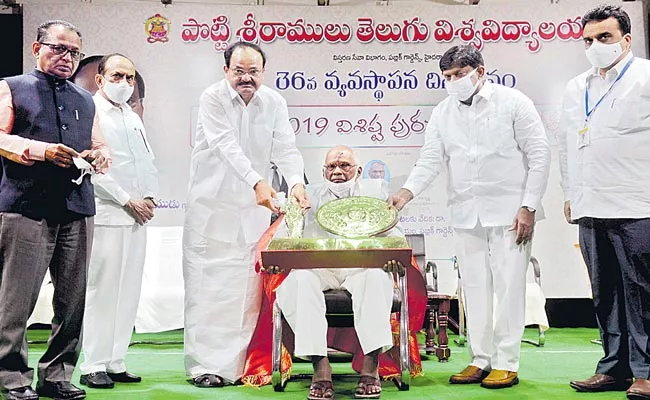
[323,145,361,184]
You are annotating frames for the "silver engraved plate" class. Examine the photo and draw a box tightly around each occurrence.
[315,196,398,238]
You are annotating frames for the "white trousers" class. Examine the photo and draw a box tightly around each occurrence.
[81,224,146,374]
[276,268,394,357]
[182,227,260,382]
[456,225,530,372]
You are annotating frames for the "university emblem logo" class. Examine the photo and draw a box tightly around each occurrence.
[145,14,171,43]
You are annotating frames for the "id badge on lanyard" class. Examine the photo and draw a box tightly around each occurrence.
[582,57,634,149]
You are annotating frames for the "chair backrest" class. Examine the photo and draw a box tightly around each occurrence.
[404,233,426,270]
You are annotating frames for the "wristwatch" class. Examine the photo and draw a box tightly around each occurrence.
[145,197,158,207]
[521,206,536,213]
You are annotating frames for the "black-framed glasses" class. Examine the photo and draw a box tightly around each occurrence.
[39,42,85,61]
[324,162,356,172]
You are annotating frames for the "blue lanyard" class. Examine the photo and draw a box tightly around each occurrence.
[585,57,634,122]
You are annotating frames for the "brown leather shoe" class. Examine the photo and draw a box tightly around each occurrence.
[570,374,632,392]
[480,369,519,389]
[627,378,650,400]
[449,365,489,384]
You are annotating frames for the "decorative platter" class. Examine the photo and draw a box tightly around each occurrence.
[315,196,398,238]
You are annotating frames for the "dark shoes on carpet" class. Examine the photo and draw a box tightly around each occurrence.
[79,371,141,389]
[1,386,38,400]
[191,374,225,388]
[628,378,650,400]
[79,372,114,389]
[570,374,633,392]
[36,381,86,400]
[107,372,141,383]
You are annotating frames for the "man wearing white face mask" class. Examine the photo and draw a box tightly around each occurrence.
[79,54,158,389]
[559,5,650,398]
[388,45,550,389]
[276,145,399,400]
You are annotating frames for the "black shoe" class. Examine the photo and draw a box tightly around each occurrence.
[106,372,141,383]
[36,381,85,400]
[79,372,114,389]
[1,386,38,400]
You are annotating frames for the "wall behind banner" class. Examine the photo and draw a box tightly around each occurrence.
[22,1,647,298]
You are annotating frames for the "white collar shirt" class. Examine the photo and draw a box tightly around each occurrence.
[185,79,305,243]
[559,52,650,219]
[91,93,158,225]
[403,82,551,229]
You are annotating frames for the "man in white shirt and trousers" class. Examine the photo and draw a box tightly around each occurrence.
[183,42,309,387]
[389,45,550,389]
[561,5,650,399]
[79,54,158,389]
[276,145,399,400]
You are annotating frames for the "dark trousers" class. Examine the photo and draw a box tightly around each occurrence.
[579,217,650,379]
[0,213,89,390]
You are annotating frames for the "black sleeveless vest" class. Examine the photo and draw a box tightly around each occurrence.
[0,69,96,222]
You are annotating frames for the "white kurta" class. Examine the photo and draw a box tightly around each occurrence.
[183,79,305,381]
[403,82,550,372]
[81,94,158,375]
[276,180,396,357]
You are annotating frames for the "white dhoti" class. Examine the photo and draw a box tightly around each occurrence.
[182,227,261,382]
[276,268,394,357]
[456,225,530,372]
[81,224,146,374]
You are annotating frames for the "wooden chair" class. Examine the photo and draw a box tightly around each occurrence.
[404,234,453,362]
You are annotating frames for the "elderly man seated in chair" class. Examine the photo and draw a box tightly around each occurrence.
[275,145,403,400]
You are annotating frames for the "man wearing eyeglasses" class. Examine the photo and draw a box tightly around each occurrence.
[274,145,399,400]
[0,20,111,400]
[77,54,158,391]
[389,45,550,389]
[183,42,309,388]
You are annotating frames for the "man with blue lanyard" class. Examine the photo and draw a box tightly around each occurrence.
[560,5,650,399]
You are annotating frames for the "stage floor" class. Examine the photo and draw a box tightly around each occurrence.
[26,328,615,399]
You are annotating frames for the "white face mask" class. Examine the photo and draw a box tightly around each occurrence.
[446,68,480,101]
[585,39,626,69]
[102,79,134,104]
[325,169,358,198]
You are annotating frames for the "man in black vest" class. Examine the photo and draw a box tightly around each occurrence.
[0,20,110,400]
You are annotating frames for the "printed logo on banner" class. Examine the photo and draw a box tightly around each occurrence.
[145,14,171,43]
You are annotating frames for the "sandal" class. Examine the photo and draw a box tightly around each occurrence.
[355,375,382,399]
[308,380,335,399]
[192,373,225,388]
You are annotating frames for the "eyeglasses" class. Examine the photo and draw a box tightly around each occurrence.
[40,42,85,61]
[324,162,356,172]
[230,68,262,78]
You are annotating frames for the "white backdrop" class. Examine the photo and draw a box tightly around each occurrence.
[22,1,647,307]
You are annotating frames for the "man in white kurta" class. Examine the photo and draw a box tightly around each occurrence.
[389,45,550,389]
[79,54,158,389]
[183,42,308,387]
[276,145,396,399]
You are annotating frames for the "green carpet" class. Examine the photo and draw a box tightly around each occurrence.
[24,328,622,399]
